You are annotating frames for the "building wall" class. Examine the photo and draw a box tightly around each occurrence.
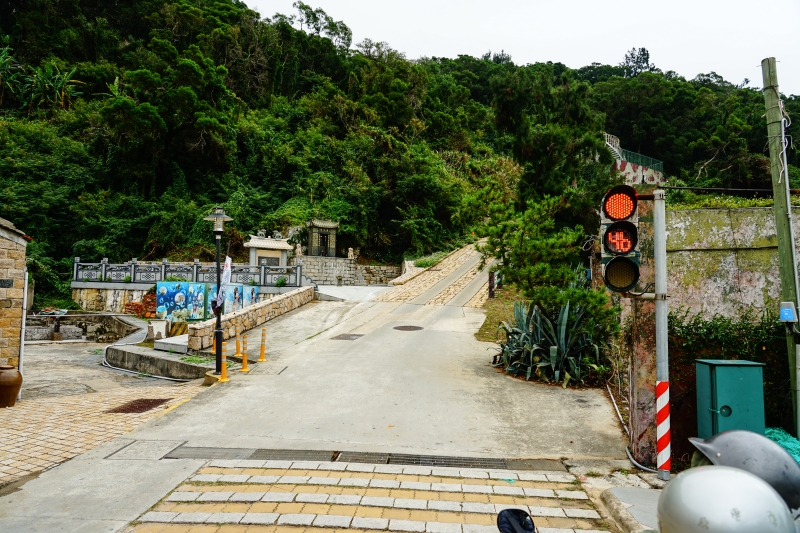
[72,287,149,313]
[0,227,27,367]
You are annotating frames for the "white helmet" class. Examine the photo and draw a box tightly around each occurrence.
[658,466,795,533]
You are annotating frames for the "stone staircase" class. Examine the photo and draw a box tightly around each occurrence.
[131,460,610,533]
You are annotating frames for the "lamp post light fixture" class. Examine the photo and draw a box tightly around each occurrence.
[204,206,232,375]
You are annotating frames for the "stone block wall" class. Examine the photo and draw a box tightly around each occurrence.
[357,265,401,285]
[187,286,313,351]
[0,225,27,367]
[289,256,400,286]
[72,287,149,313]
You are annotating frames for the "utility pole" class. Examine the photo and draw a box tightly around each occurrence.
[761,57,800,436]
[653,189,670,480]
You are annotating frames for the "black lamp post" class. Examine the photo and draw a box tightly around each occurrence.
[204,206,232,374]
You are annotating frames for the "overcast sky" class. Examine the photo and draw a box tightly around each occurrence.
[245,0,800,95]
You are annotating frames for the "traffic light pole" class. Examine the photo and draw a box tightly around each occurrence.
[761,57,800,436]
[653,189,670,481]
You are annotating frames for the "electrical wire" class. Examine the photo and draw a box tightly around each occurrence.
[626,446,658,474]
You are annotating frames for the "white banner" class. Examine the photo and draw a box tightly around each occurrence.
[217,256,232,307]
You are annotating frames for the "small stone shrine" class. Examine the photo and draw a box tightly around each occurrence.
[244,230,293,267]
[307,219,339,257]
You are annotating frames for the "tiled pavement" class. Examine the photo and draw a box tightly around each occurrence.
[425,265,482,307]
[464,283,488,309]
[127,461,610,533]
[374,247,479,303]
[0,382,204,486]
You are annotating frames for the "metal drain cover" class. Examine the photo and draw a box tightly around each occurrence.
[394,326,424,331]
[331,334,364,341]
[106,398,172,413]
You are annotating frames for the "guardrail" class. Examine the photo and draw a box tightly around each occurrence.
[72,257,302,287]
[620,148,664,172]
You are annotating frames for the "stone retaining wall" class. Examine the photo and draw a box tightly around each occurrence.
[187,286,313,351]
[357,265,402,285]
[289,256,400,285]
[72,287,149,313]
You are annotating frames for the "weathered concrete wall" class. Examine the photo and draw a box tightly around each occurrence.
[188,286,313,351]
[0,224,27,367]
[106,345,209,380]
[289,256,400,286]
[72,287,149,313]
[665,207,798,318]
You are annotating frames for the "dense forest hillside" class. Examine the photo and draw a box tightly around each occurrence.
[0,0,797,304]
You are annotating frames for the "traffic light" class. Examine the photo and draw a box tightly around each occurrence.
[601,185,640,292]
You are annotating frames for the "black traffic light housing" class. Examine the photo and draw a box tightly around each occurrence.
[601,185,640,292]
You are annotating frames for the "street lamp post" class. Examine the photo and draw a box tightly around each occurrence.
[204,206,232,375]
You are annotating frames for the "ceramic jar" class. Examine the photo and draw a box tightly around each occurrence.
[0,365,23,407]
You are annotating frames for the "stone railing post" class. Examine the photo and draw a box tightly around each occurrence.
[296,264,302,286]
[73,257,80,281]
[101,258,109,282]
[193,258,200,282]
[260,264,266,286]
[161,258,167,281]
[131,258,137,282]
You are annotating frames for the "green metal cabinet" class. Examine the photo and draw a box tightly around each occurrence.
[696,359,766,439]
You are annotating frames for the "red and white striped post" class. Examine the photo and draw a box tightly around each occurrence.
[656,381,671,473]
[654,190,671,480]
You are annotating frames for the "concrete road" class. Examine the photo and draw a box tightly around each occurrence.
[0,273,626,532]
[137,300,625,458]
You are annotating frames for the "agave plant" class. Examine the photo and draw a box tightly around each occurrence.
[494,300,599,387]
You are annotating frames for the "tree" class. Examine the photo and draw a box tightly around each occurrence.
[619,47,657,78]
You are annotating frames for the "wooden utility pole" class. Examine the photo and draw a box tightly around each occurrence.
[761,57,799,436]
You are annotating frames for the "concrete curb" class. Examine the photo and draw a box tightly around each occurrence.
[600,489,650,533]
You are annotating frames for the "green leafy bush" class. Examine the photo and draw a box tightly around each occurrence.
[275,277,287,287]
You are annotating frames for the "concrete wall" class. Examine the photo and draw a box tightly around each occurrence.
[0,226,27,367]
[188,286,313,351]
[665,207,800,319]
[290,256,400,286]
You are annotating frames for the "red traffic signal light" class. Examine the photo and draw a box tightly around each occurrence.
[601,185,640,293]
[603,185,638,221]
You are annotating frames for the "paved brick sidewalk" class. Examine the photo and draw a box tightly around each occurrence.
[126,461,610,533]
[0,382,204,486]
[375,247,478,303]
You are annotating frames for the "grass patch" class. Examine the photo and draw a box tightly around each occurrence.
[137,340,155,349]
[412,250,449,269]
[180,355,215,364]
[474,285,525,343]
[668,193,800,210]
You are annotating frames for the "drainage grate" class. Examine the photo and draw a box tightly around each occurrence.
[337,451,390,464]
[106,398,172,414]
[165,446,254,460]
[330,334,364,341]
[249,449,336,461]
[505,458,567,472]
[261,365,288,375]
[161,445,564,471]
[393,326,424,331]
[388,453,506,469]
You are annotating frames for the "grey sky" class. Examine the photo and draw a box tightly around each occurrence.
[245,0,800,95]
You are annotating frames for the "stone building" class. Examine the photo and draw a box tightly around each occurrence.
[0,218,28,367]
[307,219,339,257]
[244,234,293,266]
